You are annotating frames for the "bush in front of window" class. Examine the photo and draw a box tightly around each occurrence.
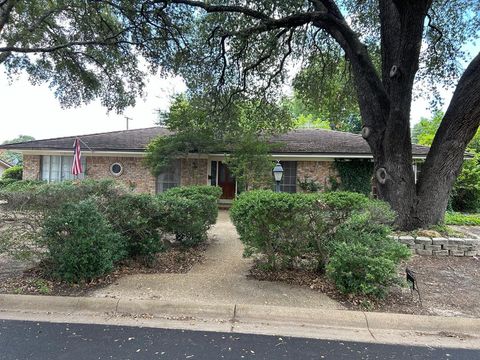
[42,199,126,283]
[230,190,408,298]
[230,190,371,271]
[157,185,222,247]
[2,165,23,180]
[102,193,165,261]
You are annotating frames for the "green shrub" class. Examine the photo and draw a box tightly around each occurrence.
[102,193,165,259]
[230,190,373,270]
[230,190,313,269]
[327,209,410,298]
[0,179,124,212]
[157,185,221,246]
[164,185,223,200]
[0,179,44,191]
[451,153,480,212]
[42,199,126,283]
[2,165,23,180]
[0,178,18,189]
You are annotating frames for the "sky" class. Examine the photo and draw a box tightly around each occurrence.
[0,71,187,143]
[0,43,478,144]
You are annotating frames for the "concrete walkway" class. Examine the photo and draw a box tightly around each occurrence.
[93,211,341,309]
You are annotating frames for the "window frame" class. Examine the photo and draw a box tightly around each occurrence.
[156,160,181,193]
[279,161,297,193]
[40,155,86,182]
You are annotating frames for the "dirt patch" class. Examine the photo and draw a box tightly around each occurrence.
[249,255,480,318]
[0,244,207,297]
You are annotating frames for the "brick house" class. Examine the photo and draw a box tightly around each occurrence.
[0,127,430,202]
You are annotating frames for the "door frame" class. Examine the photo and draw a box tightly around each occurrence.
[208,158,237,200]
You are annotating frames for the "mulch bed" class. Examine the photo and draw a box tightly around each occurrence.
[249,255,480,318]
[0,244,207,297]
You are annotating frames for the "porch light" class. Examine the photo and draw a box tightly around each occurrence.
[273,161,284,192]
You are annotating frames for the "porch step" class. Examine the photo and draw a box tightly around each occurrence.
[218,199,233,210]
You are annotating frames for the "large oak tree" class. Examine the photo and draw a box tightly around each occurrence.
[1,0,479,229]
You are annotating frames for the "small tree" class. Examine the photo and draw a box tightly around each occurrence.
[225,134,275,191]
[1,135,35,165]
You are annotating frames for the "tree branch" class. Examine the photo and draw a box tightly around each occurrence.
[0,27,135,53]
[166,0,271,20]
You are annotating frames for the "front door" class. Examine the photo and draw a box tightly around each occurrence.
[217,161,236,199]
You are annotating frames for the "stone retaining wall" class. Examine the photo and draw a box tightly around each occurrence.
[393,235,480,256]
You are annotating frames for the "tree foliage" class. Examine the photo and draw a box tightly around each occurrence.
[3,0,480,228]
[412,111,446,146]
[292,52,362,132]
[1,135,35,165]
[413,111,480,212]
[146,94,288,185]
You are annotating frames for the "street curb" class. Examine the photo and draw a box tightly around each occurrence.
[1,294,480,336]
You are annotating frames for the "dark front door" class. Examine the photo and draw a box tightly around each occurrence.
[218,161,236,199]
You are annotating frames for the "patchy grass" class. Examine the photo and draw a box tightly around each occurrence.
[445,212,480,226]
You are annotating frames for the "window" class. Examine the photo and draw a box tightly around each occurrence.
[110,162,123,176]
[210,161,217,186]
[279,161,297,193]
[41,155,86,182]
[156,160,181,193]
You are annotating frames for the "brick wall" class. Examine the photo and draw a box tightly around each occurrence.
[396,235,480,257]
[86,156,156,194]
[180,158,208,186]
[296,161,339,192]
[23,155,41,180]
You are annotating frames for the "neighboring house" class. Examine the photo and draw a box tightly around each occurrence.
[0,158,12,177]
[0,127,431,202]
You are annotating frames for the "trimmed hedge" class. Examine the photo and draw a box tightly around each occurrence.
[230,190,370,270]
[42,199,126,283]
[1,181,222,282]
[102,193,165,259]
[157,186,222,246]
[327,209,410,297]
[231,190,409,298]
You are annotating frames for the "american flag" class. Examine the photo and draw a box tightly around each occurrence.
[71,138,83,176]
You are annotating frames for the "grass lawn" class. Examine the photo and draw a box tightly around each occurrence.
[445,211,480,226]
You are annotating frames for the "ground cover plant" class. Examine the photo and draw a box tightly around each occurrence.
[0,180,221,284]
[231,190,410,298]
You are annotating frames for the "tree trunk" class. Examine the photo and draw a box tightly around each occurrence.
[413,52,480,228]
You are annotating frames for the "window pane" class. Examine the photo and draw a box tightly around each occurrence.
[62,156,74,181]
[41,156,51,181]
[41,155,86,182]
[210,161,217,186]
[279,161,297,193]
[50,156,61,182]
[157,160,181,193]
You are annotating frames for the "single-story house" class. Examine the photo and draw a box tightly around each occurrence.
[0,127,431,201]
[0,158,12,177]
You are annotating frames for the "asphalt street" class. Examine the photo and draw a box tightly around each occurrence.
[0,319,478,360]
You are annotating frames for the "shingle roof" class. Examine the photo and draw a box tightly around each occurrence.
[0,126,431,157]
[0,127,172,152]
